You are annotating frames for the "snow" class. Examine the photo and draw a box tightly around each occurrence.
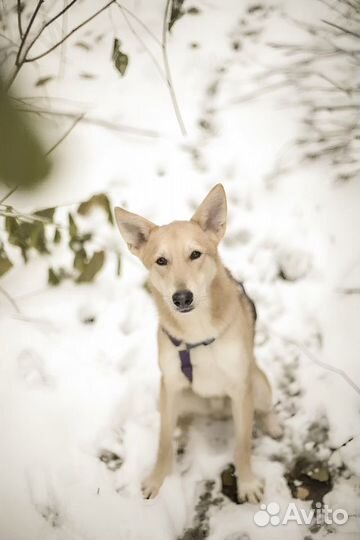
[0,0,359,539]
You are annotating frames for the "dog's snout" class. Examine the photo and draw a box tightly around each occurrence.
[172,290,193,310]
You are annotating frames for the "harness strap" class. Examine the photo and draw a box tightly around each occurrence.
[162,328,215,382]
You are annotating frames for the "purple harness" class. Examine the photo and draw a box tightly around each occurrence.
[162,328,215,382]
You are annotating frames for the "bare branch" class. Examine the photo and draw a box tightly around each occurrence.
[115,1,162,47]
[272,329,360,396]
[16,0,23,39]
[337,287,360,294]
[16,0,44,66]
[329,434,360,455]
[58,0,69,78]
[5,0,45,88]
[116,3,166,82]
[321,19,360,38]
[22,0,78,62]
[0,286,21,314]
[25,0,116,63]
[162,0,187,136]
[0,185,18,205]
[16,107,161,137]
[45,113,84,155]
[0,33,18,46]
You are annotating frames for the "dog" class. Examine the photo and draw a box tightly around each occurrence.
[114,184,282,504]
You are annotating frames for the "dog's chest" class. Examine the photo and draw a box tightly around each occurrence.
[189,339,244,398]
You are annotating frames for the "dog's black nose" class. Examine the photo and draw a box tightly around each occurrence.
[172,290,193,310]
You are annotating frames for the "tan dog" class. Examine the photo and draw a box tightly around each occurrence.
[115,184,282,504]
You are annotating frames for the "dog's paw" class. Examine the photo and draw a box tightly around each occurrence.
[141,474,164,500]
[238,476,264,504]
[267,414,284,440]
[262,412,283,440]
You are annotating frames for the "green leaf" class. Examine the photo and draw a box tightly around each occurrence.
[53,228,62,244]
[48,267,60,286]
[7,220,31,262]
[77,193,114,224]
[74,41,91,51]
[30,222,48,254]
[35,76,53,87]
[33,207,55,221]
[73,248,88,272]
[112,38,129,76]
[68,213,78,239]
[77,250,105,283]
[0,248,13,277]
[168,0,185,31]
[5,215,17,235]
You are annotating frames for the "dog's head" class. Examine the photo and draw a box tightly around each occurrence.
[114,184,227,314]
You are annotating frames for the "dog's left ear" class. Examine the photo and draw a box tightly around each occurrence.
[191,184,227,242]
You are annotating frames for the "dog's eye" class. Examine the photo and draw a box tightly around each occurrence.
[190,250,202,260]
[156,257,168,266]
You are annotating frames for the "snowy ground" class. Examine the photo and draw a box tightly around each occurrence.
[1,1,359,539]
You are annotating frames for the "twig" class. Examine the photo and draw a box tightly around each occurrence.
[16,107,161,137]
[321,19,360,39]
[117,4,166,82]
[0,186,18,205]
[115,1,162,47]
[329,434,360,455]
[58,0,69,78]
[16,0,44,66]
[0,114,85,204]
[16,0,23,39]
[317,73,354,95]
[0,33,18,46]
[0,285,21,313]
[0,208,50,224]
[337,287,360,294]
[22,0,78,62]
[6,0,44,88]
[25,0,116,62]
[44,113,84,155]
[162,0,187,136]
[272,329,360,396]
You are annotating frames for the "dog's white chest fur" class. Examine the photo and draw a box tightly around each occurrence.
[190,338,246,398]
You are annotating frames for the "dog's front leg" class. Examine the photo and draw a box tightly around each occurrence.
[142,377,179,499]
[231,383,264,504]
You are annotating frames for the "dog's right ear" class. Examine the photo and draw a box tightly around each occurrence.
[114,207,156,256]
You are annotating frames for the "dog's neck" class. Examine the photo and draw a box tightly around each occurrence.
[151,261,238,343]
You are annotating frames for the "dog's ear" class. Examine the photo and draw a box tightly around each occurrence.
[114,207,156,256]
[191,184,227,242]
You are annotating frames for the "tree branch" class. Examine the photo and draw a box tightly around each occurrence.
[22,0,78,62]
[16,0,23,39]
[271,328,360,396]
[115,1,162,47]
[25,0,116,63]
[16,0,44,66]
[0,186,19,205]
[0,285,21,314]
[44,113,84,155]
[116,3,166,82]
[321,19,360,39]
[162,0,187,136]
[16,107,161,137]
